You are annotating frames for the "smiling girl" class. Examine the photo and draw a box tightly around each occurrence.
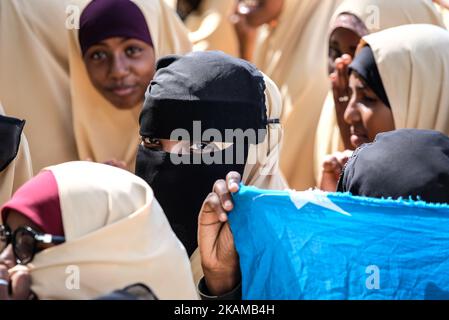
[70,0,192,171]
[320,24,449,191]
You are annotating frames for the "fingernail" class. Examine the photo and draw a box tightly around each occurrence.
[229,182,239,190]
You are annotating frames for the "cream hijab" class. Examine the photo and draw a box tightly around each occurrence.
[363,24,449,134]
[314,0,446,182]
[21,161,198,300]
[0,0,78,173]
[253,0,342,190]
[190,74,288,285]
[182,0,239,56]
[0,103,33,207]
[68,0,192,171]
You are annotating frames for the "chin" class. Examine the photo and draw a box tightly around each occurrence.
[112,102,138,110]
[110,96,141,110]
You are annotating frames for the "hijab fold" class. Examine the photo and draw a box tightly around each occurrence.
[176,0,239,56]
[254,0,342,190]
[0,0,78,172]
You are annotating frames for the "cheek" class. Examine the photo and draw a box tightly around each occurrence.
[130,58,156,86]
[86,62,109,89]
[361,104,395,140]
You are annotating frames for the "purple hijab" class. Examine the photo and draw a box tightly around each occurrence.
[78,0,153,55]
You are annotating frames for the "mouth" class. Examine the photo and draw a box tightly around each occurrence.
[108,85,138,97]
[350,128,369,147]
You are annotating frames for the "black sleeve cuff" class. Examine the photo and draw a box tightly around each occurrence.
[197,277,242,300]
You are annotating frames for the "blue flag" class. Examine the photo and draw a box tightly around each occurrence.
[228,185,449,300]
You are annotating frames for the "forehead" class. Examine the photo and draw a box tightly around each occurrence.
[330,27,361,46]
[88,37,149,49]
[5,210,42,233]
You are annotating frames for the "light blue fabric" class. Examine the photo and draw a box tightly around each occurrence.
[228,185,449,300]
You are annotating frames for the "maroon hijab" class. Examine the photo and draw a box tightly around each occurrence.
[1,170,64,236]
[78,0,153,55]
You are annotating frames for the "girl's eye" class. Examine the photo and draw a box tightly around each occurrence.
[190,142,219,154]
[125,46,143,57]
[329,47,342,61]
[362,92,378,104]
[142,137,161,149]
[91,51,107,61]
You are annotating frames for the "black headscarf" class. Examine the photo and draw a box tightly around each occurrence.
[0,115,25,172]
[136,51,271,255]
[337,129,449,204]
[349,45,391,108]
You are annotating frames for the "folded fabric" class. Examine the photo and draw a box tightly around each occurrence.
[229,185,449,300]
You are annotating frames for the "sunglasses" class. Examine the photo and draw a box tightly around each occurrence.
[0,225,65,265]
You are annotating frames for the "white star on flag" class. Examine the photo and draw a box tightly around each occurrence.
[288,189,351,216]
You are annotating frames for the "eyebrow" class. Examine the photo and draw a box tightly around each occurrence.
[95,37,131,47]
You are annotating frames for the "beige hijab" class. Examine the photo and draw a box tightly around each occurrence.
[183,0,239,56]
[0,103,33,206]
[68,0,192,171]
[314,0,446,182]
[22,161,198,300]
[0,0,78,173]
[252,0,342,190]
[363,24,449,134]
[190,74,288,285]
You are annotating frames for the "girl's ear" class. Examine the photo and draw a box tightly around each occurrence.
[155,55,181,71]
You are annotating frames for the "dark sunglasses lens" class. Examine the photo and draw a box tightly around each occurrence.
[0,225,9,252]
[14,228,35,264]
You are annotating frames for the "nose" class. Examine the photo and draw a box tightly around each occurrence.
[109,53,130,80]
[344,94,361,125]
